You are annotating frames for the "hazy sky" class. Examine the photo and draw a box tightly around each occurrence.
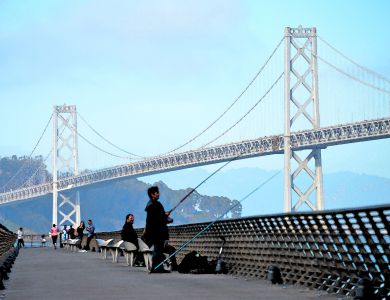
[1,0,389,181]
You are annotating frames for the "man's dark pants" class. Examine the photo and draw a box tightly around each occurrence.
[151,239,166,271]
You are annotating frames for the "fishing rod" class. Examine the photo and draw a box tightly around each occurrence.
[168,153,243,214]
[154,170,281,271]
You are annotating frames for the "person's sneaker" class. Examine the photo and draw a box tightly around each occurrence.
[134,262,145,267]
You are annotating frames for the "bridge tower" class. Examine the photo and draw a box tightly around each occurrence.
[52,105,81,227]
[283,26,324,212]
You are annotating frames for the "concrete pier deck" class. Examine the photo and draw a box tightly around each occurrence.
[2,247,339,300]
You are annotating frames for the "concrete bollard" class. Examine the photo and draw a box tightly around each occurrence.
[0,266,9,281]
[266,265,283,284]
[354,278,376,300]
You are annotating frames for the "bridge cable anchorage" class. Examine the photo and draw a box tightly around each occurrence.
[169,152,245,214]
[160,37,284,155]
[200,72,284,149]
[77,112,145,159]
[318,35,390,84]
[154,170,281,271]
[293,37,390,95]
[0,113,53,192]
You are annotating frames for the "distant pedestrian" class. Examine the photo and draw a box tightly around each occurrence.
[50,224,59,249]
[85,219,95,251]
[41,234,47,247]
[67,225,75,239]
[62,225,68,240]
[76,220,85,249]
[17,227,25,248]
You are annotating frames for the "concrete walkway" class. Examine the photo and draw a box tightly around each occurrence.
[2,247,340,300]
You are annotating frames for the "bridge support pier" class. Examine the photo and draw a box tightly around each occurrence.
[283,26,324,212]
[52,105,80,227]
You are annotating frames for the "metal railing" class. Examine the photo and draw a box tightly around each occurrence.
[0,224,16,257]
[16,234,50,248]
[98,204,389,299]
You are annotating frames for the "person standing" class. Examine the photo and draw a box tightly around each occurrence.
[76,221,85,249]
[17,227,25,248]
[62,225,68,240]
[67,225,75,239]
[85,219,95,251]
[50,224,59,249]
[41,234,47,247]
[143,186,173,273]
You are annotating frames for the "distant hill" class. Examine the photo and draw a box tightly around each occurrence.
[143,167,390,216]
[0,177,241,233]
[1,156,389,233]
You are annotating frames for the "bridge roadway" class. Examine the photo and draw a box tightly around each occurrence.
[1,117,390,205]
[2,247,339,300]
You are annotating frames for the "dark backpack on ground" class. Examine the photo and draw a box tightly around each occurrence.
[178,251,214,274]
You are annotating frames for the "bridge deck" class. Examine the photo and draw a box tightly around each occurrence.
[2,247,338,300]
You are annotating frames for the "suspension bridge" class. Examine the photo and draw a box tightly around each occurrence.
[0,26,389,227]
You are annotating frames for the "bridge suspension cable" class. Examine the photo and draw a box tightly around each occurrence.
[318,36,390,84]
[316,55,390,94]
[0,113,53,192]
[293,37,390,95]
[200,72,284,148]
[77,112,145,159]
[18,148,53,188]
[161,37,284,155]
[75,130,136,160]
[11,120,73,189]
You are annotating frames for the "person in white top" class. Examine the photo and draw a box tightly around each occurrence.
[17,227,25,248]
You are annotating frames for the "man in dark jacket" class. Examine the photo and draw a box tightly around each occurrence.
[121,213,139,249]
[143,186,173,273]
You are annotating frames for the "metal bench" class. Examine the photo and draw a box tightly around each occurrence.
[68,239,81,252]
[96,239,114,259]
[108,240,124,263]
[137,238,152,270]
[137,239,172,271]
[121,241,137,266]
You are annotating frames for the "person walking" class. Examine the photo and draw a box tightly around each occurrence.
[17,227,25,248]
[143,186,173,273]
[50,224,59,249]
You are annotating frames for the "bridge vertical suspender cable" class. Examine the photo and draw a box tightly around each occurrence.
[318,36,390,84]
[160,37,284,155]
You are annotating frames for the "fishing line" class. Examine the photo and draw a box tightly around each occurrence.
[154,170,281,271]
[168,153,244,214]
